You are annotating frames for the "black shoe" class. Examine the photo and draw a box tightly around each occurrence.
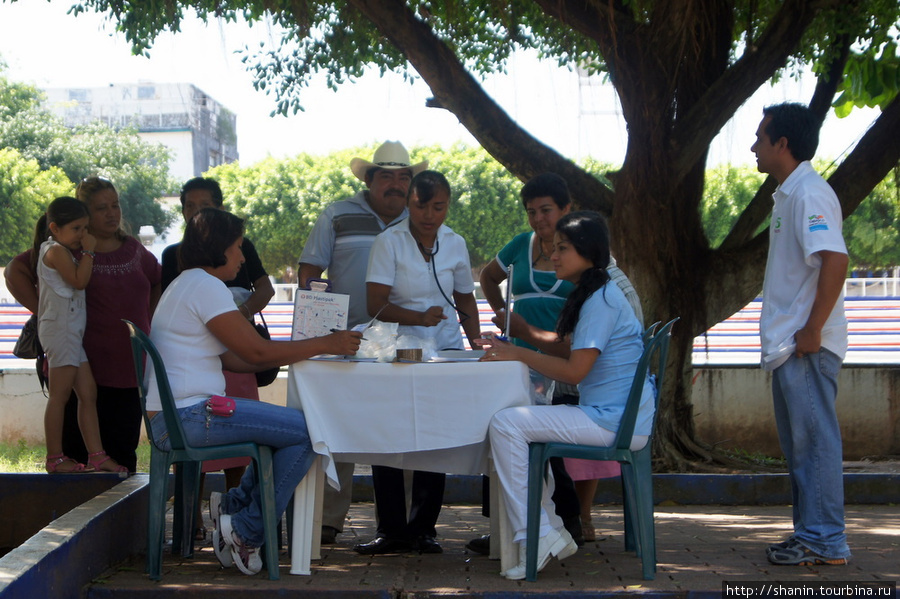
[354,536,414,555]
[416,535,443,554]
[321,525,339,545]
[563,515,585,547]
[465,534,491,555]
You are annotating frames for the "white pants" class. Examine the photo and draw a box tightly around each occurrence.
[489,404,647,542]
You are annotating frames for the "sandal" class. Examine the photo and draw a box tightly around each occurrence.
[87,451,129,474]
[46,454,93,473]
[581,521,596,542]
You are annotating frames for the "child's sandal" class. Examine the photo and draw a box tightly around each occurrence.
[46,454,93,473]
[88,451,129,474]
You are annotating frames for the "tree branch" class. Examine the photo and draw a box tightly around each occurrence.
[719,32,851,252]
[671,0,840,180]
[533,0,639,77]
[347,0,615,212]
[535,0,669,131]
[829,93,900,217]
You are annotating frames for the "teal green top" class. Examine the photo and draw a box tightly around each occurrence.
[496,232,574,351]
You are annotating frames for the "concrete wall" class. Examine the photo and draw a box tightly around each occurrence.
[0,371,289,446]
[692,365,900,459]
[2,367,897,459]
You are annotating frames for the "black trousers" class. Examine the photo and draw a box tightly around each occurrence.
[61,386,142,473]
[480,458,580,520]
[371,465,446,539]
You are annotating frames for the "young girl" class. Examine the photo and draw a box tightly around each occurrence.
[35,197,126,474]
[483,211,655,579]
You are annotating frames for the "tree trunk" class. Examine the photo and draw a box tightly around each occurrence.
[349,0,900,471]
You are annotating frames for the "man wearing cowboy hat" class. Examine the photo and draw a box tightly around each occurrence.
[298,141,427,546]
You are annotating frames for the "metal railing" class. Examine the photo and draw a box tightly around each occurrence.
[844,277,900,297]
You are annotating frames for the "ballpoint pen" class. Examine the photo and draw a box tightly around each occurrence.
[331,328,366,340]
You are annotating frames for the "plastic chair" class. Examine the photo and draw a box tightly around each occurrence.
[123,320,282,580]
[524,318,678,581]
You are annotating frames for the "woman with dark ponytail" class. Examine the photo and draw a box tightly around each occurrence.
[553,212,612,340]
[483,211,655,580]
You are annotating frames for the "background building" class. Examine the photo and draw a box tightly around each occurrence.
[44,82,237,182]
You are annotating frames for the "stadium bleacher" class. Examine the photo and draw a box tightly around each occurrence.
[3,285,898,367]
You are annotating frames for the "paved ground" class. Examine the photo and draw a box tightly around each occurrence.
[87,503,899,597]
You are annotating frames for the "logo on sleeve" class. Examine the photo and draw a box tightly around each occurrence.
[808,214,830,232]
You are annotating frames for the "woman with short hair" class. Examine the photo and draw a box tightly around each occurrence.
[147,207,361,575]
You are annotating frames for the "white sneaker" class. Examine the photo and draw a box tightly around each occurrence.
[220,514,263,576]
[502,527,579,580]
[210,493,233,568]
[555,527,579,561]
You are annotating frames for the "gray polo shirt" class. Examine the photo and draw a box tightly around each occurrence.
[299,190,407,327]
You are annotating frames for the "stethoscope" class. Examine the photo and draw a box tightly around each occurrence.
[417,236,470,323]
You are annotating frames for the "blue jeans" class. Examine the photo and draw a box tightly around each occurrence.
[149,398,315,547]
[771,349,850,559]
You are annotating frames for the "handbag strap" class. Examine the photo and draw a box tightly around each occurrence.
[243,263,268,329]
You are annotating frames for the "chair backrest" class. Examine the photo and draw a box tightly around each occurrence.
[641,321,661,346]
[611,318,678,450]
[123,319,192,452]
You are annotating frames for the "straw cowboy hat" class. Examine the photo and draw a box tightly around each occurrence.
[350,141,428,182]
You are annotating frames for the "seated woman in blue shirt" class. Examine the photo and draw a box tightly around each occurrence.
[483,211,655,580]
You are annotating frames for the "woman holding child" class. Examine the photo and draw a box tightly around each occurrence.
[5,177,160,472]
[61,177,162,472]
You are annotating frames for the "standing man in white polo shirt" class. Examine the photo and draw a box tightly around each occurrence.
[751,102,850,566]
[298,141,427,545]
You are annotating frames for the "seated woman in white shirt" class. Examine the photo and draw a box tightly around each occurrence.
[353,170,481,556]
[145,208,361,575]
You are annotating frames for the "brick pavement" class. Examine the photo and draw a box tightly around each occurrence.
[85,503,899,598]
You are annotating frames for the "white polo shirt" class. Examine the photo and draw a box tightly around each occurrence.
[760,161,848,370]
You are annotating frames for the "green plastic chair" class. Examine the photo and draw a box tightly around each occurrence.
[524,318,678,581]
[123,320,282,580]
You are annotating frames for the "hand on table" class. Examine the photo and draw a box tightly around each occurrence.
[479,334,517,362]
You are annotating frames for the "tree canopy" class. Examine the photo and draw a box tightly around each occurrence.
[0,148,72,263]
[207,144,530,278]
[67,0,900,469]
[0,64,177,253]
[843,169,900,270]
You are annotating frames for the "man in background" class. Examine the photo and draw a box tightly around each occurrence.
[298,141,426,546]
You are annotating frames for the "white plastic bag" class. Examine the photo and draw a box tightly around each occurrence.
[355,321,399,361]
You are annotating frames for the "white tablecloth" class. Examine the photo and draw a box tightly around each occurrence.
[286,359,531,486]
[286,358,531,575]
